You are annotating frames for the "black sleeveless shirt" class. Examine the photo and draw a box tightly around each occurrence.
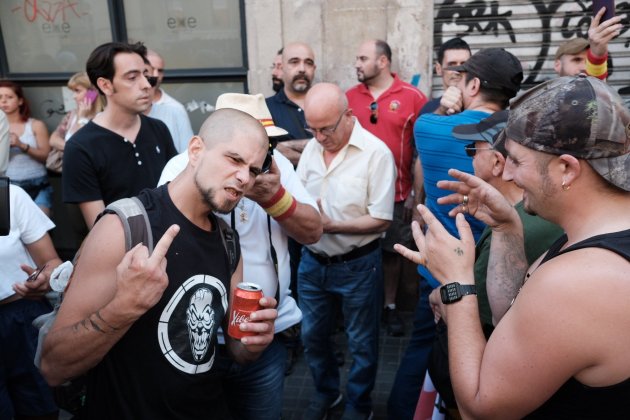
[525,229,630,419]
[83,185,239,420]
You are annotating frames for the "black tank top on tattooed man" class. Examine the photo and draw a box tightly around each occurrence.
[83,185,240,420]
[525,229,630,420]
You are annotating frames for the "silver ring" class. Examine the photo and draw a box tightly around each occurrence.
[462,194,469,206]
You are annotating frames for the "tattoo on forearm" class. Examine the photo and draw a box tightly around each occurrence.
[487,231,528,321]
[71,312,118,335]
[96,310,120,331]
[89,317,105,333]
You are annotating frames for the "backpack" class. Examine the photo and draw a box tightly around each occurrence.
[33,196,238,414]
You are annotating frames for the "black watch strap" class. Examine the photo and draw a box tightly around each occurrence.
[440,282,477,304]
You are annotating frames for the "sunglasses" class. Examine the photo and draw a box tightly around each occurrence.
[370,101,378,124]
[146,75,158,87]
[464,142,494,157]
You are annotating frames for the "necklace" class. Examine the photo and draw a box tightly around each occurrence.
[238,200,248,223]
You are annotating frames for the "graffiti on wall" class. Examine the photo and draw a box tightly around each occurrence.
[434,0,630,87]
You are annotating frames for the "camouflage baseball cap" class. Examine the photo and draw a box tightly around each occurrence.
[498,75,630,191]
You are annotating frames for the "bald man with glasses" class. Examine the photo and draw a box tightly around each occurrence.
[297,83,396,420]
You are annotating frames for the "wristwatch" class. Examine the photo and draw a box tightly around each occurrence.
[440,282,477,304]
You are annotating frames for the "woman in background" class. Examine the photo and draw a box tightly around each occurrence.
[49,72,104,159]
[0,80,52,215]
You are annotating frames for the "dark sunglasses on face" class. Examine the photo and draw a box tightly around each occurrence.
[370,101,378,124]
[464,142,494,157]
[146,75,158,87]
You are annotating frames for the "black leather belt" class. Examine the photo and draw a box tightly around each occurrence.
[308,239,380,265]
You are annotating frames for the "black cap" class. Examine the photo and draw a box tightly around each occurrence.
[446,48,523,97]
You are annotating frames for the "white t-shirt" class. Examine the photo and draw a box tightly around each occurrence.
[149,101,193,154]
[158,150,317,332]
[0,184,55,300]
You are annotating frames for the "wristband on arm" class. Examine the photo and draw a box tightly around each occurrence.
[261,186,297,221]
[586,50,608,80]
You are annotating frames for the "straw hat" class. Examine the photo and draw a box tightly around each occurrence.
[215,93,288,137]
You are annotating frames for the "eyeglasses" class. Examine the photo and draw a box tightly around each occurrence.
[305,109,347,137]
[146,75,158,87]
[464,142,494,157]
[370,101,378,124]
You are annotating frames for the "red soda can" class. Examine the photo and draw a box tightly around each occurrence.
[228,282,264,339]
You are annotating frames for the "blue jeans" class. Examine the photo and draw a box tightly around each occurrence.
[11,175,53,209]
[298,247,383,413]
[0,299,57,419]
[387,278,436,419]
[215,336,287,420]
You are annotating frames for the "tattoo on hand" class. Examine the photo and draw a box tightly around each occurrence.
[454,247,464,256]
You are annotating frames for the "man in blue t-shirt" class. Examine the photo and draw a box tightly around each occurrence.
[388,47,524,419]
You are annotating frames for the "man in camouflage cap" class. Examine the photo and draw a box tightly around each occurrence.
[395,74,630,418]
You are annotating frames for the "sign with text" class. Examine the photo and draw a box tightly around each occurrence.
[123,0,243,70]
[1,0,112,73]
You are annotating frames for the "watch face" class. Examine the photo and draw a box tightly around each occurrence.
[440,283,461,304]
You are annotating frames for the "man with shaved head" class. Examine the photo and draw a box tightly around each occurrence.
[266,41,317,166]
[41,109,278,419]
[297,82,396,419]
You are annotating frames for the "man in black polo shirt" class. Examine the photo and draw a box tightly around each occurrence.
[63,42,177,228]
[265,41,316,167]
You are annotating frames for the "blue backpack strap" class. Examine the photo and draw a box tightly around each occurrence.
[97,197,153,253]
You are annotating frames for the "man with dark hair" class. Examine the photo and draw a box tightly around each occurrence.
[346,39,427,337]
[271,48,284,93]
[389,48,523,419]
[63,42,177,228]
[42,109,278,419]
[420,37,471,115]
[399,74,630,419]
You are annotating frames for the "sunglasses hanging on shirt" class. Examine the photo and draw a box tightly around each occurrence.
[370,101,378,124]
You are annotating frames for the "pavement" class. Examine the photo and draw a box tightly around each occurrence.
[281,312,413,420]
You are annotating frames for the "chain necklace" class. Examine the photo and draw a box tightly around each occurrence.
[238,200,248,223]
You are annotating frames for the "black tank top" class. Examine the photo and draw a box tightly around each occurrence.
[525,229,630,419]
[83,186,239,420]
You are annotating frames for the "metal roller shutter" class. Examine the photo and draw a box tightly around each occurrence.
[432,0,630,105]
